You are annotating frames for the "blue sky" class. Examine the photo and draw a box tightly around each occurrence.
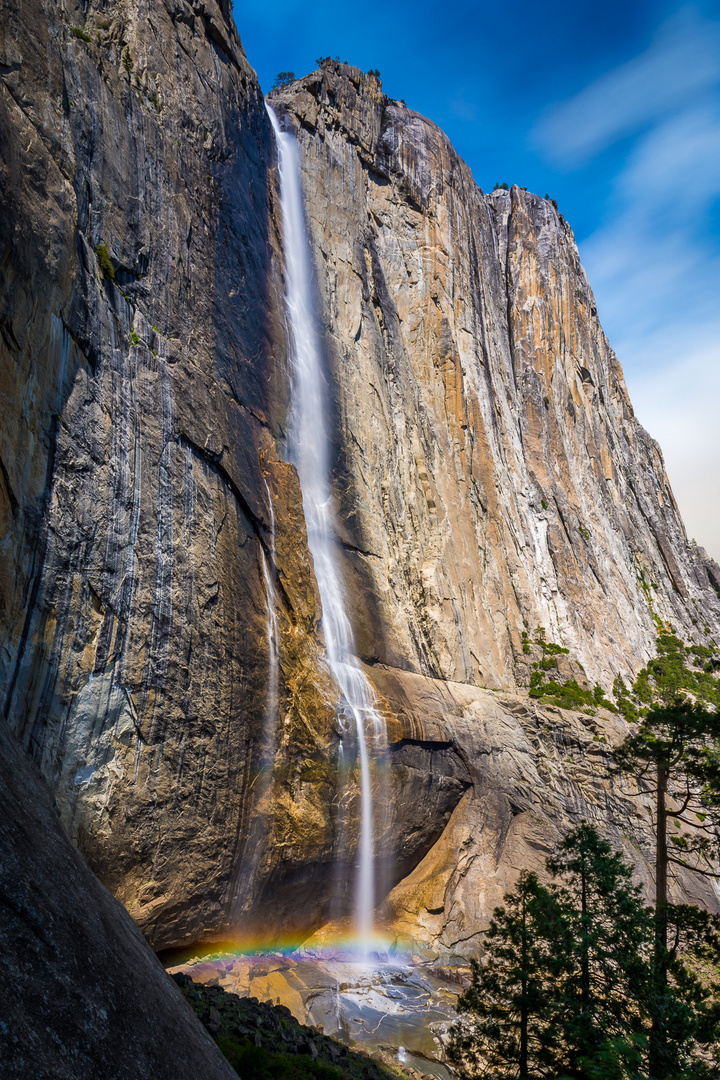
[235,1,720,561]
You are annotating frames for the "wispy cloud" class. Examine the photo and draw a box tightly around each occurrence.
[535,8,720,166]
[626,333,720,562]
[448,94,479,122]
[533,6,720,560]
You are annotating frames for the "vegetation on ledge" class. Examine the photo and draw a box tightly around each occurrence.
[522,625,720,717]
[616,631,720,720]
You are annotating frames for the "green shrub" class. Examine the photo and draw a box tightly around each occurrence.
[217,1036,343,1080]
[625,632,720,712]
[95,243,115,281]
[542,641,569,656]
[71,27,91,42]
[530,678,597,710]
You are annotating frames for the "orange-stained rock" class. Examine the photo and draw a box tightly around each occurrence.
[270,64,720,691]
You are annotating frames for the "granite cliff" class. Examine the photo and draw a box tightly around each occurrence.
[270,63,720,691]
[1,0,720,979]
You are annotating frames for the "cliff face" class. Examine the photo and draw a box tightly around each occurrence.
[0,1,462,950]
[270,64,720,691]
[2,7,719,963]
[0,0,340,949]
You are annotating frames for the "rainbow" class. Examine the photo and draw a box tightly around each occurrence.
[161,928,406,970]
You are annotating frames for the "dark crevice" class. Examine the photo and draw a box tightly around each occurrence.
[339,539,381,560]
[221,378,272,431]
[0,315,20,353]
[60,314,93,370]
[179,431,265,540]
[3,416,60,726]
[0,453,19,513]
[389,736,452,752]
[178,435,295,620]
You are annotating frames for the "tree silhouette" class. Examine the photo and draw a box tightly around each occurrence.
[615,702,720,1076]
[449,822,720,1078]
[449,827,653,1078]
[448,870,570,1078]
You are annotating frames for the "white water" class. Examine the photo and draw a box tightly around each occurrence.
[266,104,385,955]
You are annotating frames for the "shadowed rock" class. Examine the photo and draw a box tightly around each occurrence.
[0,719,238,1079]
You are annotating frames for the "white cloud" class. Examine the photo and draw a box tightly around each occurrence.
[582,225,720,342]
[620,105,720,212]
[624,332,720,563]
[533,6,720,562]
[535,8,720,166]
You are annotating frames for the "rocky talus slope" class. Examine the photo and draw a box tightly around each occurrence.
[2,0,720,985]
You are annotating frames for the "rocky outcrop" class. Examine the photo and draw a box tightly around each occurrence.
[270,63,720,692]
[370,666,717,959]
[0,719,238,1079]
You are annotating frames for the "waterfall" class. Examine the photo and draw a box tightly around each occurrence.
[266,103,385,955]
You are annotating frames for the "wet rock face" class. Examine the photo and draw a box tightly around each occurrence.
[270,63,720,691]
[0,0,346,949]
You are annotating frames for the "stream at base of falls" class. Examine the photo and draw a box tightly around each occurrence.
[168,944,463,1080]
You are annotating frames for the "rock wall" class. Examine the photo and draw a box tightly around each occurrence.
[0,0,466,951]
[0,717,238,1079]
[270,63,720,692]
[0,0,344,949]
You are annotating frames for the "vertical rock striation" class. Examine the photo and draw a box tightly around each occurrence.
[270,63,720,692]
[0,0,345,948]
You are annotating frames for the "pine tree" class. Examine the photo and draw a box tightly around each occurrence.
[547,824,651,1078]
[448,870,571,1079]
[449,820,720,1078]
[448,828,655,1078]
[614,702,720,1077]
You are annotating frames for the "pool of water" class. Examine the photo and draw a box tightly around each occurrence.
[167,946,464,1076]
